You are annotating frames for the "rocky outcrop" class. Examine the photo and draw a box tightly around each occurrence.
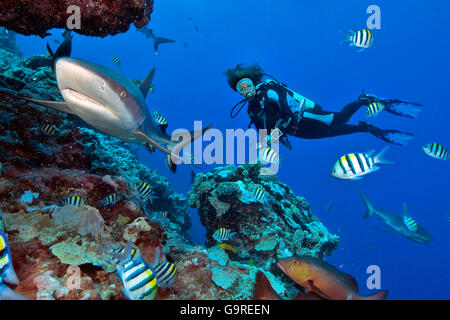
[189,164,339,265]
[0,0,153,38]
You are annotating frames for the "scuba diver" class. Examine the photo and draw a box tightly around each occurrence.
[225,63,422,148]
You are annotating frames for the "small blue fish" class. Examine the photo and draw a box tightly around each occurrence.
[99,193,123,207]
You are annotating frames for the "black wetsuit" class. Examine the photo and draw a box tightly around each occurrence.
[247,80,369,139]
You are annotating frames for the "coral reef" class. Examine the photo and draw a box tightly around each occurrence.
[0,1,154,38]
[189,164,339,263]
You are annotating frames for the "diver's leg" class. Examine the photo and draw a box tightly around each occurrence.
[332,101,366,125]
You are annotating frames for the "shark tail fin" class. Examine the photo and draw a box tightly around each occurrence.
[358,190,376,219]
[373,146,394,165]
[364,290,388,300]
[166,123,213,173]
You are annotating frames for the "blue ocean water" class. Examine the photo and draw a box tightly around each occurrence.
[16,0,449,299]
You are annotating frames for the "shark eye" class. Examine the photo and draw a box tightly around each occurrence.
[120,91,127,98]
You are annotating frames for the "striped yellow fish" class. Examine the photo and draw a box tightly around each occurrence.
[251,187,268,202]
[423,143,449,160]
[212,228,236,243]
[99,193,123,207]
[154,261,177,288]
[63,195,85,207]
[403,216,419,232]
[342,29,374,51]
[111,56,122,68]
[40,123,57,135]
[366,102,385,117]
[332,147,393,180]
[152,111,168,126]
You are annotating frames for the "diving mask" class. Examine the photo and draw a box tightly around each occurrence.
[236,78,255,98]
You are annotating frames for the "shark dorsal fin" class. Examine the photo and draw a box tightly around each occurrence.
[402,203,409,216]
[139,68,156,98]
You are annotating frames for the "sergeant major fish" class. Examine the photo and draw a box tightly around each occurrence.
[250,187,268,202]
[341,29,374,51]
[154,260,177,288]
[0,230,27,300]
[212,228,236,243]
[423,143,449,160]
[99,193,123,207]
[40,123,57,135]
[110,239,158,300]
[332,147,393,180]
[63,195,85,207]
[366,102,385,118]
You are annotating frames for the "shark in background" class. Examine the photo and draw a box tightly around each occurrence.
[358,190,434,245]
[136,26,175,55]
[17,33,210,172]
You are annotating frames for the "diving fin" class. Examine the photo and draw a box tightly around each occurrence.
[19,96,74,115]
[367,124,414,146]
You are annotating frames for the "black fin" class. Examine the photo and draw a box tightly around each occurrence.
[47,30,72,72]
[139,68,156,98]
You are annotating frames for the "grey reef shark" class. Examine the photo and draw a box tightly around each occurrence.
[17,32,211,172]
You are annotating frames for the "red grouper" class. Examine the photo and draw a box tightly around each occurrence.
[277,256,388,300]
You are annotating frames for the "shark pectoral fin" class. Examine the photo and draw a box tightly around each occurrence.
[402,203,409,216]
[139,68,156,98]
[134,129,186,170]
[167,123,213,173]
[19,96,74,115]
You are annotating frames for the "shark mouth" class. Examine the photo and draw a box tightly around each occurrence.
[62,88,119,119]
